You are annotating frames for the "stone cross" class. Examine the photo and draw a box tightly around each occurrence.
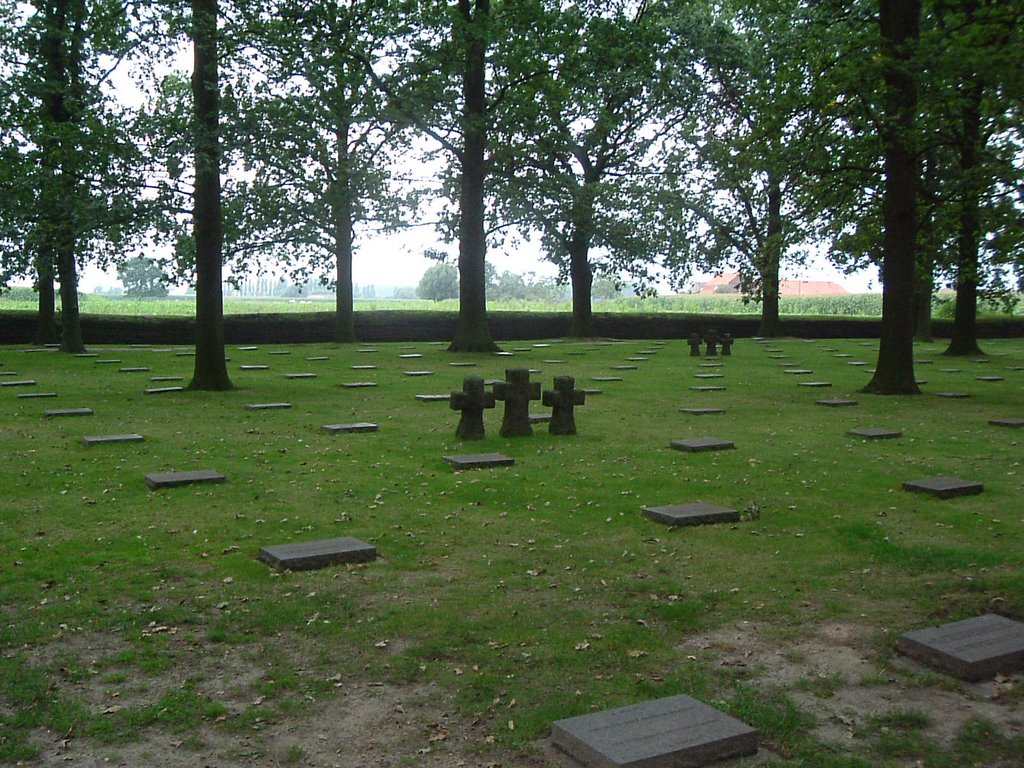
[493,368,540,437]
[687,333,702,357]
[450,376,495,440]
[704,329,720,356]
[542,376,586,436]
[720,333,733,356]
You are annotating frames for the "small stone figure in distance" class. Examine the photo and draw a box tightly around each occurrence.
[493,368,541,437]
[704,328,720,356]
[450,376,495,440]
[542,376,586,436]
[688,333,702,357]
[720,333,733,356]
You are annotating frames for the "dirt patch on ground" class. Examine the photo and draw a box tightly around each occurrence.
[20,631,565,768]
[679,620,1024,750]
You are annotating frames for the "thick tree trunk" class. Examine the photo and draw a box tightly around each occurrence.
[34,244,58,345]
[333,118,356,343]
[55,210,85,353]
[39,0,86,353]
[758,173,783,337]
[864,0,921,395]
[567,185,597,338]
[568,228,594,338]
[188,0,232,391]
[449,0,497,353]
[945,78,984,357]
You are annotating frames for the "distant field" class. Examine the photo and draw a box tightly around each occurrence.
[1,290,1021,319]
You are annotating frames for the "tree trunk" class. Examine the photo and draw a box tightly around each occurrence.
[39,0,86,353]
[34,243,58,345]
[944,77,984,357]
[567,184,597,338]
[758,172,783,337]
[449,0,497,353]
[188,0,233,391]
[333,118,356,343]
[863,0,921,395]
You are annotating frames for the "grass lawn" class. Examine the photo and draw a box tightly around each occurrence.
[1,336,1022,767]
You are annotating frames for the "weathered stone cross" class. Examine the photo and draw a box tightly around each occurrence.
[542,376,586,435]
[493,368,540,437]
[450,376,495,440]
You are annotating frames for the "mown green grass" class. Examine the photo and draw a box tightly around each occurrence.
[1,336,1022,765]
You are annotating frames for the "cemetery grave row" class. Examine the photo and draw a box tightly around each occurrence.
[3,336,1022,767]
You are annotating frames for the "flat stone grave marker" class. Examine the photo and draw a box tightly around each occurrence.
[914,359,933,364]
[240,365,269,371]
[82,434,144,446]
[551,694,758,768]
[342,381,377,388]
[611,365,638,370]
[680,408,725,415]
[415,394,449,402]
[671,437,735,452]
[897,614,1024,682]
[971,358,990,364]
[0,371,19,376]
[529,413,551,424]
[624,357,648,362]
[798,381,832,388]
[144,469,226,489]
[976,376,1005,382]
[305,356,329,361]
[848,361,868,366]
[543,359,565,364]
[567,351,586,356]
[816,399,858,407]
[175,351,194,357]
[784,369,813,375]
[444,453,514,470]
[643,503,740,527]
[694,373,724,379]
[73,353,99,358]
[237,345,258,351]
[591,376,622,382]
[1006,365,1024,371]
[404,370,434,376]
[494,351,515,357]
[17,392,57,399]
[764,348,784,353]
[95,359,121,364]
[580,388,603,395]
[399,353,422,359]
[285,373,317,379]
[151,376,183,382]
[267,350,291,355]
[698,362,724,368]
[768,354,789,359]
[45,408,93,417]
[833,353,853,358]
[357,348,378,353]
[119,367,150,373]
[2,380,36,387]
[351,364,377,370]
[145,386,185,395]
[689,386,725,392]
[638,350,659,355]
[848,427,902,440]
[449,362,477,367]
[936,392,970,399]
[989,418,1024,428]
[323,422,378,433]
[246,403,292,410]
[939,368,962,373]
[902,476,983,499]
[258,536,378,571]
